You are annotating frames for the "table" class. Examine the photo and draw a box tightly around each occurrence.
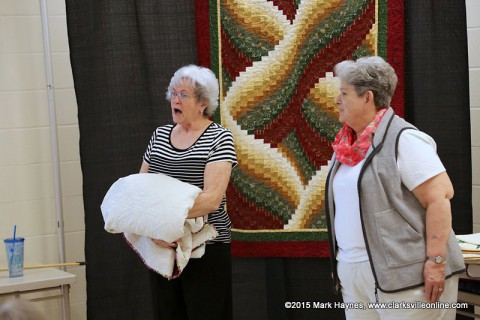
[0,268,76,320]
[458,262,480,319]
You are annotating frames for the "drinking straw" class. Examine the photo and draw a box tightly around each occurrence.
[9,225,16,269]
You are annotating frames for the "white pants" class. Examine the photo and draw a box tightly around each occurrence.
[337,260,459,320]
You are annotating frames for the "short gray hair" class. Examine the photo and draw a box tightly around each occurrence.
[334,56,398,109]
[166,65,219,116]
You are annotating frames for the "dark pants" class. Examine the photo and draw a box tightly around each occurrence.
[151,243,233,320]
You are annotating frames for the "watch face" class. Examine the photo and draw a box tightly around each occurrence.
[432,256,445,263]
[427,256,445,263]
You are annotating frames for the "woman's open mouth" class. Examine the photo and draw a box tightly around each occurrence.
[174,108,183,115]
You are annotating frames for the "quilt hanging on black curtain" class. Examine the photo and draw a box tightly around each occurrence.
[197,0,405,258]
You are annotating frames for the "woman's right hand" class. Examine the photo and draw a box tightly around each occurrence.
[151,238,178,248]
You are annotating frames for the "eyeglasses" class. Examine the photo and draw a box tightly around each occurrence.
[170,91,191,101]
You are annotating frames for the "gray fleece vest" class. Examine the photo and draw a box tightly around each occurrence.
[326,108,465,293]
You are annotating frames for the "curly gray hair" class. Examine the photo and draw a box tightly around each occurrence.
[334,56,398,109]
[166,65,219,117]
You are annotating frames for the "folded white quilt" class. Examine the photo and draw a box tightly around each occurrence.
[101,173,217,279]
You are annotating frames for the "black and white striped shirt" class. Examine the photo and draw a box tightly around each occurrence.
[143,122,237,243]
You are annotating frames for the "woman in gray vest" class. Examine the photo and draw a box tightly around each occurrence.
[325,56,465,319]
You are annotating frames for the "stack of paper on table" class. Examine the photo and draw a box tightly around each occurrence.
[457,233,480,277]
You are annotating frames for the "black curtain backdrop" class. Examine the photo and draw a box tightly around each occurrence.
[66,1,471,319]
[65,1,197,319]
[404,0,472,235]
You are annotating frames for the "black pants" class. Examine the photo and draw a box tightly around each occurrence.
[151,243,233,320]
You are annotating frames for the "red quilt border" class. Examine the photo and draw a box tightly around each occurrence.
[232,240,331,258]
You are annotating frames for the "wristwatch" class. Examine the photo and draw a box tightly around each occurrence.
[426,255,446,264]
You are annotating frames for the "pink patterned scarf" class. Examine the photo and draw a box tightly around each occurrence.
[332,108,387,166]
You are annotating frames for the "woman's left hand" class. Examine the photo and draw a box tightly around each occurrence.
[413,172,453,303]
[151,238,179,248]
[423,260,446,302]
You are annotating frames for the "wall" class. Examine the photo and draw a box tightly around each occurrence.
[467,0,480,232]
[0,0,85,319]
[0,1,478,319]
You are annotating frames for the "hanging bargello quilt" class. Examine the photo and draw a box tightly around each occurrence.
[195,0,404,257]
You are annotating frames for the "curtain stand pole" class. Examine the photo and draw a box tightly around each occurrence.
[39,0,67,269]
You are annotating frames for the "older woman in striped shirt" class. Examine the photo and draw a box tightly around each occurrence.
[140,65,237,320]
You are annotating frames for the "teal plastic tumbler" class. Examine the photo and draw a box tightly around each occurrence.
[4,237,25,278]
